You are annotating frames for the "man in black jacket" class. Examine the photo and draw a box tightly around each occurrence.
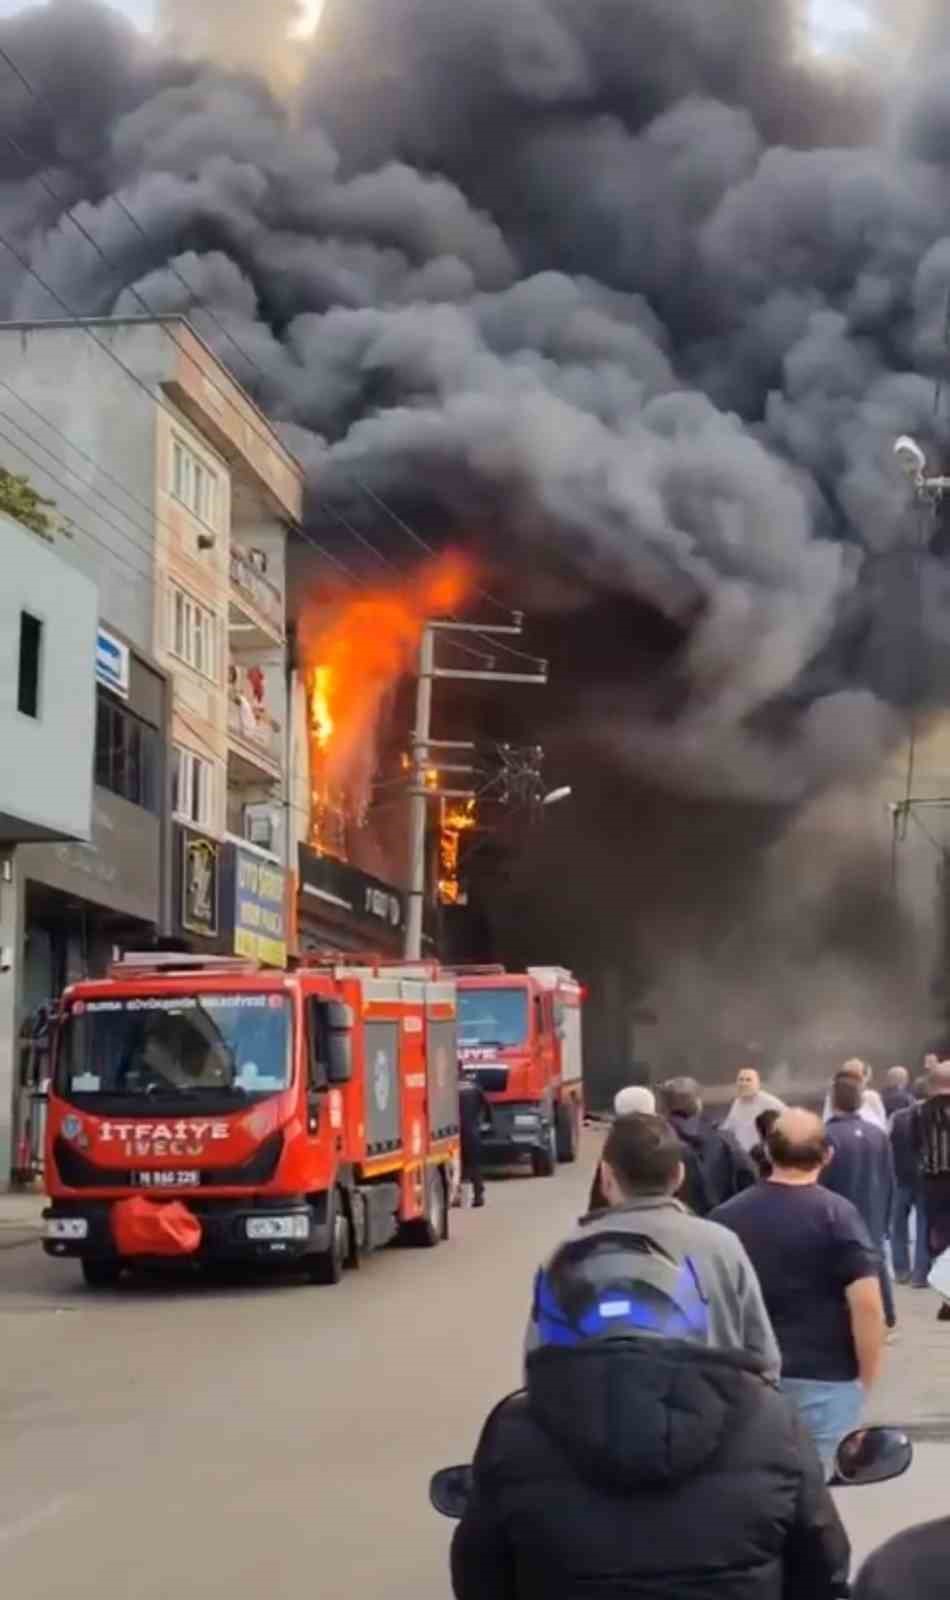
[889,1075,930,1287]
[822,1073,896,1329]
[450,1129,849,1600]
[458,1070,489,1207]
[659,1076,757,1214]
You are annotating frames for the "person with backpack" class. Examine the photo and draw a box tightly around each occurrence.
[658,1077,757,1215]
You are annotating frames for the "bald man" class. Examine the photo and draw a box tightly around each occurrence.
[722,1067,785,1154]
[713,1109,885,1477]
[822,1060,887,1133]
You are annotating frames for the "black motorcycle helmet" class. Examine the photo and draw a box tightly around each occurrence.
[533,1230,711,1349]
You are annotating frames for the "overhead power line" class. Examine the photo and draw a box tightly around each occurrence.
[0,418,153,592]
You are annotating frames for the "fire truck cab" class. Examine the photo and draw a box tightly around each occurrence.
[43,954,460,1288]
[455,965,584,1176]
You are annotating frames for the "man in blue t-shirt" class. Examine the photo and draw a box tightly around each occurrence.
[712,1108,885,1477]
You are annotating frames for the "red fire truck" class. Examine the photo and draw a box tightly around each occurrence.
[455,966,584,1176]
[43,953,460,1288]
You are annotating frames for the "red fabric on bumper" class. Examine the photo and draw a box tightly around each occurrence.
[111,1195,202,1257]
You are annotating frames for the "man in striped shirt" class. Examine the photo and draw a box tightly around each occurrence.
[915,1061,950,1319]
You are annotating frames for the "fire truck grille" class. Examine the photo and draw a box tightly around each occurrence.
[473,1068,509,1093]
[53,1132,285,1189]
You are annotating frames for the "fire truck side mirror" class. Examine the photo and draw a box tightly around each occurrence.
[326,1001,354,1086]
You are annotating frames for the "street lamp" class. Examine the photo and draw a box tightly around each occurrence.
[542,786,573,807]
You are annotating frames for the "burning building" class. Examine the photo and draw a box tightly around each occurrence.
[7,0,950,1087]
[290,549,473,952]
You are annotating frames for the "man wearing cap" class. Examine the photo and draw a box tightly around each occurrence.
[586,1086,656,1212]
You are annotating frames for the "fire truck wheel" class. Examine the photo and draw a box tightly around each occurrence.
[531,1118,558,1178]
[307,1198,349,1286]
[403,1168,447,1248]
[81,1258,123,1289]
[556,1101,580,1164]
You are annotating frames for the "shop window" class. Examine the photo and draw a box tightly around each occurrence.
[94,691,159,813]
[17,611,42,719]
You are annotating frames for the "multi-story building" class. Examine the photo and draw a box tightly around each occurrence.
[0,509,99,1177]
[0,316,304,1180]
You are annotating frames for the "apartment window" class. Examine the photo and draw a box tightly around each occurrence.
[171,436,219,529]
[172,745,214,829]
[168,584,218,681]
[95,692,160,813]
[17,611,43,718]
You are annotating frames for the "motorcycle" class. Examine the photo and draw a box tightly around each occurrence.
[431,1426,914,1594]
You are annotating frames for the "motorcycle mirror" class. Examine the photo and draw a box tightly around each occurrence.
[831,1426,913,1487]
[430,1464,474,1518]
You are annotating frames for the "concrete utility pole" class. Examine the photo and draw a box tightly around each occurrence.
[404,620,547,959]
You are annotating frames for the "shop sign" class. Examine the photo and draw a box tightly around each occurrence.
[96,627,130,700]
[298,847,406,935]
[234,848,286,967]
[182,831,219,937]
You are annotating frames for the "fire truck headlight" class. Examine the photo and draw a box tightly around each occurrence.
[46,1217,89,1241]
[245,1215,309,1242]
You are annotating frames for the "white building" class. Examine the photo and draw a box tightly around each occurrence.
[0,510,98,1175]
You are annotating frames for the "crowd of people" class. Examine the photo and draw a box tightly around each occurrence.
[447,1056,950,1599]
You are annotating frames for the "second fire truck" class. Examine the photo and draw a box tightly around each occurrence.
[455,965,585,1176]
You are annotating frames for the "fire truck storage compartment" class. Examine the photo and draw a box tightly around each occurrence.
[363,1020,402,1155]
[357,1182,402,1251]
[425,983,459,1142]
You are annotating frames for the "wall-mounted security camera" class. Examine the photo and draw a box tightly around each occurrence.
[894,435,927,479]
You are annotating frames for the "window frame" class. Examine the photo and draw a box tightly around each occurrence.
[172,743,215,830]
[170,433,220,532]
[167,582,219,683]
[17,610,43,720]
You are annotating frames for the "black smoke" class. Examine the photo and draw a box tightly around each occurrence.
[3,0,950,1080]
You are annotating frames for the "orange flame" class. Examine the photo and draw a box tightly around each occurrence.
[439,796,477,906]
[312,665,334,751]
[304,551,474,856]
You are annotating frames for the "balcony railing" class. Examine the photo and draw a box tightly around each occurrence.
[230,545,284,637]
[228,695,282,768]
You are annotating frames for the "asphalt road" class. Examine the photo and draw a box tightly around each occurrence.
[0,1135,945,1596]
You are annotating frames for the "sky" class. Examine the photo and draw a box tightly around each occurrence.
[0,0,873,51]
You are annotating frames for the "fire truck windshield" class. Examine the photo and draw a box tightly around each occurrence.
[458,988,528,1049]
[58,993,291,1109]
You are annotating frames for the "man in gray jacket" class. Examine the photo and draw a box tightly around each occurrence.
[527,1112,780,1381]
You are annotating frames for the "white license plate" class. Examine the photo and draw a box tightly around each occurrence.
[131,1171,200,1189]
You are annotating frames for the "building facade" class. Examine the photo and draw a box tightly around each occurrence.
[0,511,99,1178]
[0,316,304,1181]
